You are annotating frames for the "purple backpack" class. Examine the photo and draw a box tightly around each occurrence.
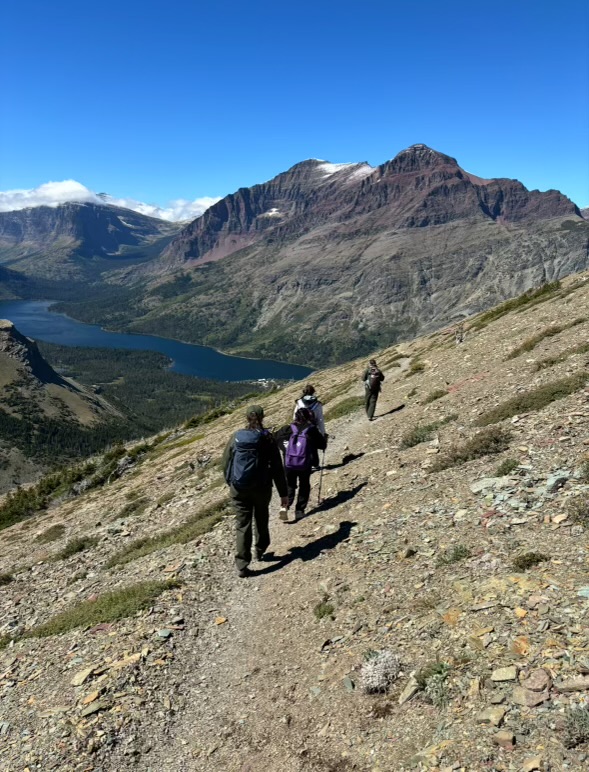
[285,424,312,471]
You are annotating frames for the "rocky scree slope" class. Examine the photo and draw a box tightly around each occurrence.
[112,144,589,366]
[4,274,589,769]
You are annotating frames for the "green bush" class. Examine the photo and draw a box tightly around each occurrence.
[106,499,231,567]
[405,359,425,378]
[400,415,458,449]
[0,574,14,586]
[26,580,180,641]
[471,281,561,330]
[436,544,471,566]
[431,427,512,472]
[324,396,364,422]
[474,374,587,426]
[314,598,335,620]
[512,552,549,571]
[567,497,589,526]
[506,318,586,360]
[495,458,519,476]
[536,341,589,371]
[49,536,99,562]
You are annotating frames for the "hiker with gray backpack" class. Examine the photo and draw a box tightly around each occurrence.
[363,358,385,421]
[280,407,327,522]
[222,405,288,578]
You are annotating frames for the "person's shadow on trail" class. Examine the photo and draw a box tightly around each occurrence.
[323,451,365,470]
[375,402,405,419]
[249,520,357,577]
[313,482,367,513]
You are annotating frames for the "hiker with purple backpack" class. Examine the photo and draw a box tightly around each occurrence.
[280,407,327,522]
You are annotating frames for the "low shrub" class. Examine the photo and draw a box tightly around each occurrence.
[423,389,448,404]
[324,396,364,422]
[35,524,66,544]
[564,704,589,748]
[568,497,589,527]
[50,536,99,562]
[506,318,586,360]
[314,598,335,620]
[471,281,561,330]
[0,574,13,586]
[535,341,589,371]
[106,499,231,568]
[512,552,549,571]
[436,544,471,566]
[416,661,451,708]
[474,373,587,426]
[400,414,458,449]
[405,359,425,378]
[495,458,519,476]
[431,426,512,472]
[119,496,150,518]
[26,579,181,640]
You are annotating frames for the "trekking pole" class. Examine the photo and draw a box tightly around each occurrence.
[317,448,326,506]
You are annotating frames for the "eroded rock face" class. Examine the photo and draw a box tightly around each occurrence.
[161,144,581,267]
[0,320,58,382]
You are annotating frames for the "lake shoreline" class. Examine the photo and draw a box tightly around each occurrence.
[0,300,313,382]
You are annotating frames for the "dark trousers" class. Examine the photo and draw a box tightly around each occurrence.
[232,488,271,570]
[286,468,311,513]
[365,389,379,420]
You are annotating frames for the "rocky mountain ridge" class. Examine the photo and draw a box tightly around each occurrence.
[4,272,589,769]
[0,202,181,281]
[158,145,581,269]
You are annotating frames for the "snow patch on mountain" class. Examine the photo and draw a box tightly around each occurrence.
[0,180,220,222]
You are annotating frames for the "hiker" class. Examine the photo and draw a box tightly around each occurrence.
[293,384,326,437]
[222,405,288,578]
[282,407,327,521]
[293,384,326,467]
[363,359,384,421]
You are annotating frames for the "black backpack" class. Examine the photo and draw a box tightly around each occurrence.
[225,429,266,491]
[367,367,382,393]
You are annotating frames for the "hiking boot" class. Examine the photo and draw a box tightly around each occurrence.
[237,567,252,579]
[294,510,304,521]
[254,550,266,562]
[279,506,289,522]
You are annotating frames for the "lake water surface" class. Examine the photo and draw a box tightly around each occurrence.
[0,300,312,382]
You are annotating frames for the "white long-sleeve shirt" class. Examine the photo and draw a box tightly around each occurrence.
[293,397,326,436]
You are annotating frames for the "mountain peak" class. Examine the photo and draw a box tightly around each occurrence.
[385,144,459,173]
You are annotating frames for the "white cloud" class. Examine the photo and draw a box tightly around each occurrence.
[0,180,220,222]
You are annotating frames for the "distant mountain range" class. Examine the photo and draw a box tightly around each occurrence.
[0,202,181,281]
[1,145,587,366]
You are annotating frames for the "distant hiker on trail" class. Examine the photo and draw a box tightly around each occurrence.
[222,405,288,578]
[293,384,326,467]
[281,407,327,522]
[363,359,385,421]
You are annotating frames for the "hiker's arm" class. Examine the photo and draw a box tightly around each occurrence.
[221,436,234,483]
[315,404,326,436]
[312,427,327,451]
[268,440,288,498]
[380,371,385,382]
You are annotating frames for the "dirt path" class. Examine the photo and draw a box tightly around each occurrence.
[141,384,405,771]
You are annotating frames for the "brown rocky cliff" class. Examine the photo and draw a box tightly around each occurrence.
[159,144,581,268]
[0,319,63,384]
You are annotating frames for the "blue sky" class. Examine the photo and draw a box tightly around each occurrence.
[1,0,588,213]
